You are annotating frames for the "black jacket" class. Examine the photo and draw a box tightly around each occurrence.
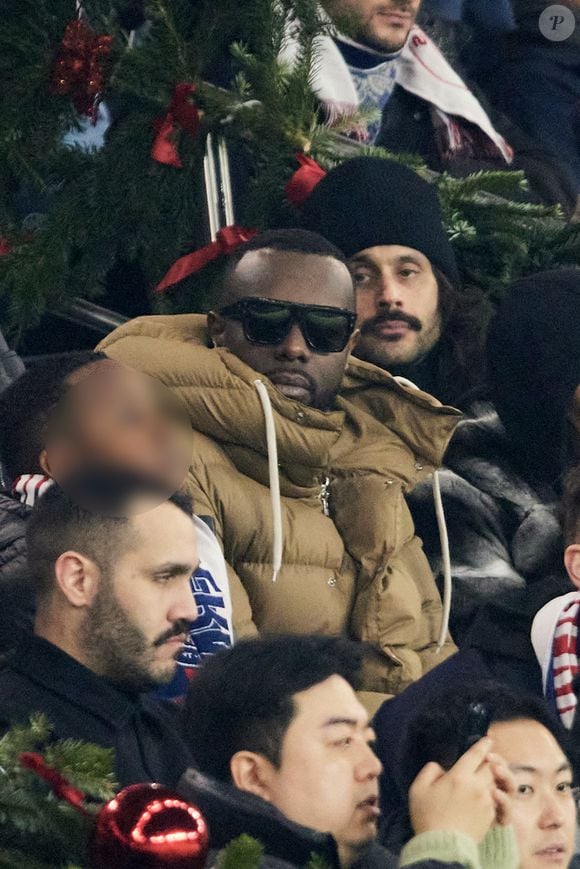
[376,82,578,218]
[178,768,472,869]
[0,635,192,788]
[0,491,34,658]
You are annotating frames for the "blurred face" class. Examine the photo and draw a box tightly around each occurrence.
[325,0,421,52]
[488,720,576,869]
[43,360,191,510]
[264,675,382,867]
[83,500,199,691]
[351,244,441,369]
[209,250,357,411]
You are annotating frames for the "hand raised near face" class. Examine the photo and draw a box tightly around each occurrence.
[409,737,503,845]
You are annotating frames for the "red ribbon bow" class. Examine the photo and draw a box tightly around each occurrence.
[0,238,12,256]
[154,225,258,293]
[19,752,88,814]
[49,19,113,121]
[152,83,200,168]
[284,153,327,207]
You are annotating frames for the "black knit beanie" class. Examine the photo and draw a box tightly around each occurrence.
[300,156,459,286]
[487,268,580,486]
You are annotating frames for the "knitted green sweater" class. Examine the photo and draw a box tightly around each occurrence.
[400,825,519,869]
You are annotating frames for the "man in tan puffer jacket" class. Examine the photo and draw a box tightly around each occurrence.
[98,229,460,705]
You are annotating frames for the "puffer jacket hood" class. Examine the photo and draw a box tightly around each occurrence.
[98,314,460,696]
[99,313,459,475]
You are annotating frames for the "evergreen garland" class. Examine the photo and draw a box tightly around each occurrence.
[1,0,579,341]
[0,715,115,868]
[0,716,330,868]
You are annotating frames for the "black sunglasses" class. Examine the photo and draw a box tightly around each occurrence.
[219,297,356,353]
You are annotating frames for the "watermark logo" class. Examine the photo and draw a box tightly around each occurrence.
[539,4,576,40]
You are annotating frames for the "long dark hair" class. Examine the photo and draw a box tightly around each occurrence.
[434,266,491,405]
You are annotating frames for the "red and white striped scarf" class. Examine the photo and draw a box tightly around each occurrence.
[11,474,53,507]
[551,596,580,729]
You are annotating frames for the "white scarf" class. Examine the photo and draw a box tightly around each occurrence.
[279,16,512,162]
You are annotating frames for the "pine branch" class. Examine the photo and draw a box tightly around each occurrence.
[215,834,265,869]
[44,741,116,801]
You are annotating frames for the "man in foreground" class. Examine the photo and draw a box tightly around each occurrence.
[180,635,517,869]
[99,228,461,704]
[0,482,198,787]
[397,682,578,869]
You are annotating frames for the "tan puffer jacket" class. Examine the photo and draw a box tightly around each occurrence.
[98,315,461,698]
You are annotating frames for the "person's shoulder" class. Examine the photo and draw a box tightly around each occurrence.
[0,652,38,724]
[97,313,209,353]
[0,491,30,537]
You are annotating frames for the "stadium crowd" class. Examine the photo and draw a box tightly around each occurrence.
[1,0,580,866]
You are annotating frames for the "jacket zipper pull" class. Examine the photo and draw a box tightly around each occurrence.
[320,475,330,516]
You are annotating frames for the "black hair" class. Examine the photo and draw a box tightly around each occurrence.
[0,351,108,483]
[433,267,490,404]
[26,481,193,600]
[562,465,580,547]
[183,635,365,782]
[398,681,572,796]
[217,228,350,307]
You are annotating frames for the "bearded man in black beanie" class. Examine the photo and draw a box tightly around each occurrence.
[301,156,488,406]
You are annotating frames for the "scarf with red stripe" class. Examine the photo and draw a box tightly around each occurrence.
[532,591,580,730]
[12,474,54,507]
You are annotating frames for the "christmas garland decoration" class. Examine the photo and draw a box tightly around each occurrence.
[0,715,330,868]
[0,0,579,339]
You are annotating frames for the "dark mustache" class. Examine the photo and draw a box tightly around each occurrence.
[153,618,191,647]
[361,310,422,335]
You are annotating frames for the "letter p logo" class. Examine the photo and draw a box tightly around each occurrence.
[539,5,576,40]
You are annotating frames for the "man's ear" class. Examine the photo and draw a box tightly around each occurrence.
[564,544,580,589]
[230,751,276,802]
[38,448,51,476]
[54,551,101,608]
[207,311,226,348]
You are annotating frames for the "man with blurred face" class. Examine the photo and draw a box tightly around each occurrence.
[0,351,233,695]
[42,358,191,508]
[99,228,460,704]
[0,483,199,787]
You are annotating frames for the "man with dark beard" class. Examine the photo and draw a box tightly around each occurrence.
[301,156,486,406]
[0,482,199,787]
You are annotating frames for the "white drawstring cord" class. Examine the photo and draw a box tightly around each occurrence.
[254,380,283,583]
[394,376,452,652]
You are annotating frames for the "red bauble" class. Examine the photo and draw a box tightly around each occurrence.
[49,19,113,120]
[91,783,209,869]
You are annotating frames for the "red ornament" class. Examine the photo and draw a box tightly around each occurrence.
[154,225,258,293]
[19,752,88,813]
[152,83,201,168]
[50,19,113,121]
[91,783,209,868]
[284,153,327,208]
